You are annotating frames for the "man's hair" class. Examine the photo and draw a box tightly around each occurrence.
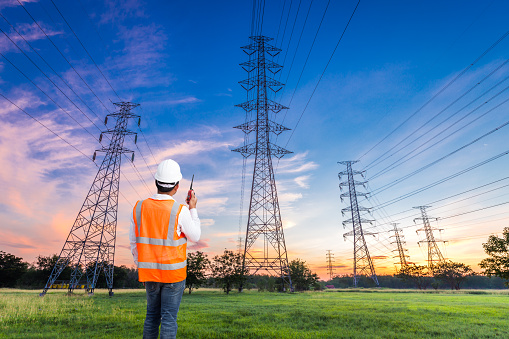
[155,180,179,193]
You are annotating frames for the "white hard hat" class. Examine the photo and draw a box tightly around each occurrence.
[154,159,182,183]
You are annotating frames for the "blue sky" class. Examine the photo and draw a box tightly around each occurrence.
[1,0,509,279]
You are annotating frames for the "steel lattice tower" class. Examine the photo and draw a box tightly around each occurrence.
[414,206,446,268]
[338,161,379,287]
[40,102,140,297]
[390,223,410,271]
[232,36,293,291]
[326,250,335,281]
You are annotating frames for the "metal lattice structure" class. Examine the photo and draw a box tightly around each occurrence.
[40,102,140,297]
[414,206,446,267]
[390,223,410,271]
[338,161,379,287]
[326,250,335,281]
[232,36,293,291]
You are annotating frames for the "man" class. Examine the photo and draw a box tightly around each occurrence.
[130,159,200,339]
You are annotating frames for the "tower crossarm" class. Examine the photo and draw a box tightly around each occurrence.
[341,206,371,216]
[338,170,365,178]
[233,120,291,135]
[342,218,374,227]
[338,180,367,188]
[239,77,284,92]
[240,60,283,73]
[235,99,289,113]
[232,142,293,158]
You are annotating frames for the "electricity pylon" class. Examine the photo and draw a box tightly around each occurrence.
[326,250,335,281]
[232,36,293,291]
[338,161,379,287]
[414,205,446,268]
[40,102,140,297]
[389,223,410,271]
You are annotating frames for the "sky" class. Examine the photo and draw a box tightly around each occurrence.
[1,0,509,281]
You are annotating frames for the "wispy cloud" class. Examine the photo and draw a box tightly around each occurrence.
[110,23,172,88]
[100,0,147,24]
[156,139,233,163]
[165,97,201,105]
[277,152,319,174]
[294,175,311,189]
[0,0,38,10]
[0,22,61,54]
[188,239,210,250]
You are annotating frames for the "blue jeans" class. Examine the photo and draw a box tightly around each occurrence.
[143,280,186,339]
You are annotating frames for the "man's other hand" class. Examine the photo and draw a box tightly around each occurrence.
[188,191,197,209]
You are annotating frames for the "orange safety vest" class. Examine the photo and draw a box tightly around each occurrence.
[133,198,187,283]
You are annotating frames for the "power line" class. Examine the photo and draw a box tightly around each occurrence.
[284,0,361,149]
[0,16,153,195]
[0,12,103,122]
[0,25,104,134]
[16,0,113,115]
[371,105,509,195]
[0,92,141,202]
[275,0,313,104]
[367,58,509,173]
[372,148,509,211]
[0,49,98,140]
[48,0,121,99]
[358,30,509,162]
[281,0,330,123]
[370,86,509,182]
[74,1,159,166]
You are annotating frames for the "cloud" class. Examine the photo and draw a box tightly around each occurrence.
[0,22,61,54]
[188,239,210,250]
[294,175,311,189]
[371,255,389,260]
[100,0,147,24]
[277,152,319,174]
[100,23,173,89]
[156,139,233,164]
[0,240,36,249]
[165,97,201,105]
[0,0,38,10]
[283,220,297,230]
[200,219,215,227]
[212,232,239,237]
[279,193,302,204]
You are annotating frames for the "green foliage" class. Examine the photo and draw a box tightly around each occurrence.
[327,274,506,289]
[479,227,509,286]
[432,261,474,290]
[210,250,248,294]
[186,251,210,294]
[288,259,319,291]
[0,251,28,287]
[396,264,430,290]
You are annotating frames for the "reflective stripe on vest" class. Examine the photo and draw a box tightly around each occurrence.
[138,260,187,270]
[134,199,187,283]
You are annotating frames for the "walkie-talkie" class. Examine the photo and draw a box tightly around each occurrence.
[186,174,194,204]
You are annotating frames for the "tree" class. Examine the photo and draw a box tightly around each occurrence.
[396,264,430,290]
[288,259,319,292]
[186,251,210,294]
[479,227,509,287]
[0,251,28,287]
[210,250,247,294]
[432,261,474,290]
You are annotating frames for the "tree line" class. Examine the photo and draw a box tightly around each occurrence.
[2,227,509,292]
[0,249,319,293]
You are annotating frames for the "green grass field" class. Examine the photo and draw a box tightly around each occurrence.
[1,288,508,338]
